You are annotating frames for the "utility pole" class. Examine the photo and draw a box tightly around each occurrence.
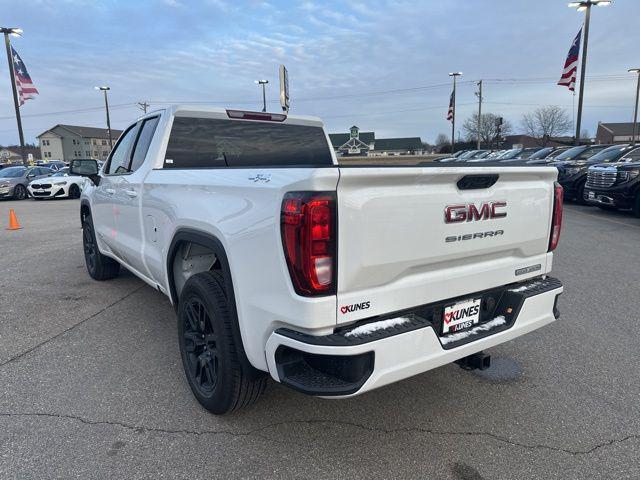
[569,0,612,145]
[95,86,113,148]
[495,117,503,150]
[137,101,150,114]
[449,72,462,154]
[629,68,640,147]
[476,80,483,150]
[1,27,26,166]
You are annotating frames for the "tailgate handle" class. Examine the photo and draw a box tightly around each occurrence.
[457,174,499,190]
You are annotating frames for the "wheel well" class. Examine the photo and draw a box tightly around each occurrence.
[170,240,222,301]
[166,231,229,307]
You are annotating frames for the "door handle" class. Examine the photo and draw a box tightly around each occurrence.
[105,188,115,195]
[124,189,138,198]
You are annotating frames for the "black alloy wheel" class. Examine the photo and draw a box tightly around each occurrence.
[181,297,220,395]
[83,223,97,275]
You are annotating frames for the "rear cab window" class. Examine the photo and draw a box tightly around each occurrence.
[163,117,334,168]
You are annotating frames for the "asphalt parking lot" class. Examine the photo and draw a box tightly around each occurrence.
[1,199,639,479]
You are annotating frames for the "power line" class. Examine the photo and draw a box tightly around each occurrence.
[485,101,632,109]
[0,102,137,121]
[0,73,635,124]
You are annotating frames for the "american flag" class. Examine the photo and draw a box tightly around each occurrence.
[557,28,582,92]
[11,46,39,106]
[447,91,454,121]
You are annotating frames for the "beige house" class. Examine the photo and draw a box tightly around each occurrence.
[37,124,123,162]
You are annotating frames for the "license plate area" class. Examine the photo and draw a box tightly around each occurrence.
[442,298,481,334]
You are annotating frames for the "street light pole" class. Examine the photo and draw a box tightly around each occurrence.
[449,72,462,154]
[95,86,113,148]
[255,79,268,112]
[629,68,640,147]
[1,27,26,166]
[569,0,612,146]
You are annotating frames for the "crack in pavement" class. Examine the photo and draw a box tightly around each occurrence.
[0,285,146,369]
[0,411,636,456]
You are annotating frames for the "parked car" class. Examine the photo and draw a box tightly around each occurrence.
[498,148,542,163]
[555,144,631,203]
[466,150,504,162]
[435,149,470,163]
[551,144,610,164]
[526,146,571,165]
[584,146,640,216]
[495,148,524,161]
[27,167,85,199]
[70,106,564,414]
[0,166,52,200]
[456,149,491,161]
[43,160,67,172]
[448,149,489,162]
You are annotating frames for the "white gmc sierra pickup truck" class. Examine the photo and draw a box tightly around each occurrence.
[71,106,564,414]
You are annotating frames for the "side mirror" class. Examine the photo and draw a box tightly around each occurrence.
[70,159,100,185]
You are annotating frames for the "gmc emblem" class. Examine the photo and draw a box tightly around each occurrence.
[444,201,507,223]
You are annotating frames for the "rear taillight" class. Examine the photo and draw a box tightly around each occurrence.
[281,192,336,296]
[548,182,563,251]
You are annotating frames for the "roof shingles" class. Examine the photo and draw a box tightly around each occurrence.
[39,124,123,140]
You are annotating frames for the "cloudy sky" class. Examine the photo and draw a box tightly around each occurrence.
[1,0,638,146]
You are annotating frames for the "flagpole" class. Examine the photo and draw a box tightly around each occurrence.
[449,72,462,154]
[574,3,591,146]
[572,91,576,133]
[2,28,26,166]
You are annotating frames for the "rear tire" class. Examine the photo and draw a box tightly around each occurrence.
[178,271,267,414]
[82,213,120,280]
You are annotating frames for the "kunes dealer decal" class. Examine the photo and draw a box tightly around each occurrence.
[340,302,371,314]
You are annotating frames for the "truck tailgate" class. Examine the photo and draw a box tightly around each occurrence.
[335,166,557,324]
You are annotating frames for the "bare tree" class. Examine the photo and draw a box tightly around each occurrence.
[435,133,449,146]
[462,113,512,148]
[521,106,573,146]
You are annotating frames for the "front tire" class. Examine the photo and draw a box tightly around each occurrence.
[13,184,27,200]
[633,193,640,218]
[68,184,81,199]
[82,213,120,280]
[178,271,267,414]
[575,181,587,205]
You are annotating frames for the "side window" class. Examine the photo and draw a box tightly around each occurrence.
[105,124,140,175]
[129,117,160,172]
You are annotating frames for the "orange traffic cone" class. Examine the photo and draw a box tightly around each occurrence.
[7,208,22,230]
